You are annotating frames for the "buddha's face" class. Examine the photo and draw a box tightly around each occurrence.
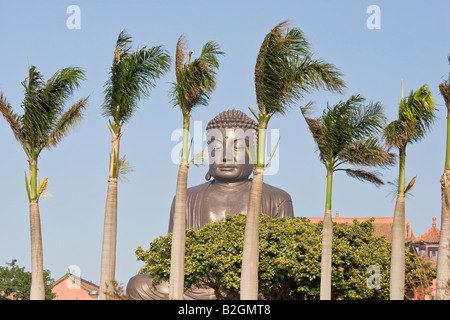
[206,127,255,182]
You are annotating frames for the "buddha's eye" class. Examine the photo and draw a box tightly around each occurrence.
[207,140,222,151]
[234,140,245,150]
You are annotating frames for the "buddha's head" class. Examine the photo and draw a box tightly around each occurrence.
[205,109,258,182]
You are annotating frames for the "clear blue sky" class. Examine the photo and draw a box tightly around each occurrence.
[0,0,449,287]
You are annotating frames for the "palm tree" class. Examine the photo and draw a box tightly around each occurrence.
[168,35,223,300]
[0,64,88,300]
[383,83,435,300]
[240,20,346,300]
[99,30,170,300]
[437,54,450,300]
[301,95,395,300]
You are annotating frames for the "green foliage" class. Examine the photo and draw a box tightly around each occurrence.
[169,35,224,114]
[0,64,88,159]
[136,215,430,300]
[302,95,395,184]
[0,260,55,300]
[384,84,436,150]
[103,30,171,128]
[254,21,345,119]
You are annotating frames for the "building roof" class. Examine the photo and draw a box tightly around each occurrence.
[51,273,99,300]
[303,211,415,243]
[414,217,440,244]
[53,273,99,291]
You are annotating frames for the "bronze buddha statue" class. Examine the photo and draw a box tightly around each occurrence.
[127,109,294,300]
[168,109,294,232]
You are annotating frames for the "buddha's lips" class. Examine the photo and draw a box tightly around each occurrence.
[217,166,235,171]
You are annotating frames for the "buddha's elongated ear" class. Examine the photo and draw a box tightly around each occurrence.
[205,169,212,181]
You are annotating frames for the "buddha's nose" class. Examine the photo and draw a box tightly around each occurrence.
[222,145,234,163]
[222,152,233,163]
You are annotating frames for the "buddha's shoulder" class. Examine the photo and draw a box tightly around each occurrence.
[261,182,292,200]
[186,181,212,195]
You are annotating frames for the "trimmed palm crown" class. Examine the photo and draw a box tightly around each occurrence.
[302,94,396,186]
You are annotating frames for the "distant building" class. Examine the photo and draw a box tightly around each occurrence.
[305,211,441,300]
[51,273,99,300]
[413,217,440,261]
[304,210,415,243]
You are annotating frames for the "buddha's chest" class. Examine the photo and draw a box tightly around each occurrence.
[202,188,250,223]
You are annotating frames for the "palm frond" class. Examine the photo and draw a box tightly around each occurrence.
[383,119,417,149]
[439,82,450,113]
[114,30,133,64]
[45,95,89,148]
[303,94,392,187]
[398,84,436,143]
[103,33,171,124]
[0,92,26,146]
[42,67,86,106]
[199,40,222,69]
[301,103,327,156]
[117,154,134,182]
[190,148,207,167]
[294,55,346,98]
[386,178,415,200]
[22,65,44,104]
[255,20,346,117]
[170,37,224,113]
[343,168,384,186]
[21,65,45,149]
[20,66,86,152]
[337,136,396,168]
[320,95,366,159]
[351,101,386,139]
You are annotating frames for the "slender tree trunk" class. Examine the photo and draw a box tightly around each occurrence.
[436,83,450,299]
[390,194,406,299]
[240,124,268,300]
[169,114,190,300]
[27,158,45,300]
[99,135,120,300]
[320,171,333,300]
[436,105,450,300]
[29,200,45,300]
[437,170,450,299]
[240,167,264,300]
[99,178,118,300]
[390,147,406,300]
[169,162,189,300]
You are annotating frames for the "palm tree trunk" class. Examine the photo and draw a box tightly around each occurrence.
[169,161,189,300]
[240,167,264,300]
[437,170,450,299]
[320,171,333,300]
[169,114,190,300]
[390,194,406,299]
[29,200,45,300]
[99,178,118,300]
[390,147,406,300]
[240,123,268,300]
[27,158,45,300]
[99,136,120,300]
[436,82,450,299]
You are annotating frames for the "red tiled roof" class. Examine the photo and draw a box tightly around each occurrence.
[303,211,415,243]
[414,217,440,244]
[51,273,99,300]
